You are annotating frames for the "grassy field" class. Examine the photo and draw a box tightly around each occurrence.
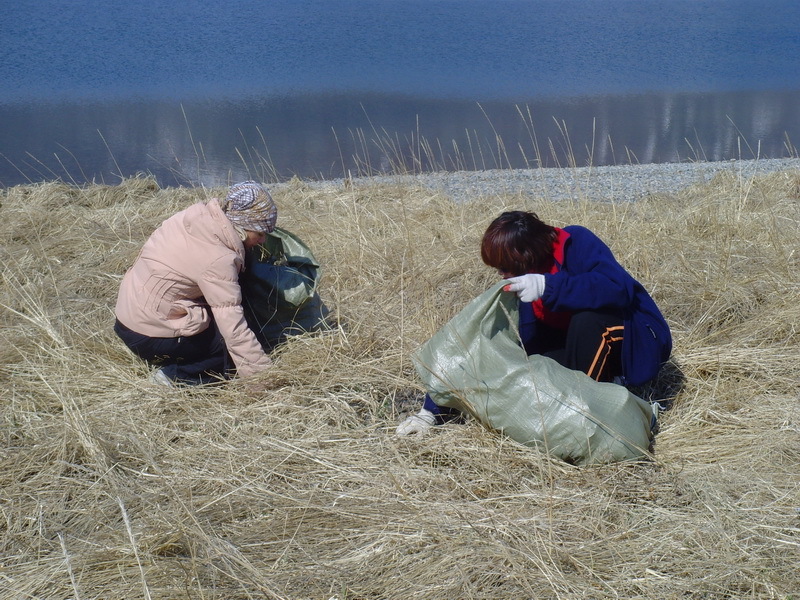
[1,165,798,599]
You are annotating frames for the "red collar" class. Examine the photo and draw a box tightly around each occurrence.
[549,227,570,273]
[531,227,572,329]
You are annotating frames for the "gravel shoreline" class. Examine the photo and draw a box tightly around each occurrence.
[292,158,800,203]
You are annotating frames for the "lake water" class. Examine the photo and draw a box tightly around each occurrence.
[2,0,799,187]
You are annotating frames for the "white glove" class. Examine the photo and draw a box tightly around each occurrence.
[396,408,436,436]
[503,273,546,303]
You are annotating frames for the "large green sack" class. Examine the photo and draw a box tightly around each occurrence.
[413,283,656,465]
[239,227,331,351]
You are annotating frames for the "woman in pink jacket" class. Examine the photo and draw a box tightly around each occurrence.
[114,181,276,385]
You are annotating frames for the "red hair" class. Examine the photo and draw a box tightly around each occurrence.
[481,211,557,275]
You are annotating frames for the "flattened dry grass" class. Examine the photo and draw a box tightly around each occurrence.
[1,164,798,599]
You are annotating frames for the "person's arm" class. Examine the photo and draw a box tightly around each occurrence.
[543,226,636,312]
[200,256,272,377]
[396,394,460,436]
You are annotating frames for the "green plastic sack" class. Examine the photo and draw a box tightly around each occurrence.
[413,283,656,465]
[239,227,331,350]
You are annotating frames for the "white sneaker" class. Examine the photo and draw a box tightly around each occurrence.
[148,367,175,387]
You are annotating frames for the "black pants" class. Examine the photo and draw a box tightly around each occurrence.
[526,310,625,383]
[114,319,233,384]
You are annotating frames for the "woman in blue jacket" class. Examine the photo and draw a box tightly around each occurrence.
[397,210,672,435]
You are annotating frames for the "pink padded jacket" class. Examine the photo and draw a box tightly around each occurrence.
[115,198,271,377]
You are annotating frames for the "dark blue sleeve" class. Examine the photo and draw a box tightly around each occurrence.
[543,226,636,312]
[422,393,461,423]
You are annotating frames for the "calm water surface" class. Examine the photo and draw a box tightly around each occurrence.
[2,0,799,186]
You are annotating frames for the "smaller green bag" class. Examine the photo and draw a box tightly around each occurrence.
[239,227,331,350]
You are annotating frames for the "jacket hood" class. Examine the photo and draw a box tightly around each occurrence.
[182,199,244,259]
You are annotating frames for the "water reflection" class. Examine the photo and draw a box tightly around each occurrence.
[1,89,798,188]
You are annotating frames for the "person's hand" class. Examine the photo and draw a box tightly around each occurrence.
[243,377,272,395]
[503,274,546,303]
[242,358,274,395]
[396,409,436,436]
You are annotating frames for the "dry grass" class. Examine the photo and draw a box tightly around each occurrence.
[1,165,798,599]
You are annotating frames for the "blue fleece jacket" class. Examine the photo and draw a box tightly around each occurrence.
[532,225,671,386]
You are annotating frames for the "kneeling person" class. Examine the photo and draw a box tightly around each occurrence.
[114,181,276,385]
[398,210,671,435]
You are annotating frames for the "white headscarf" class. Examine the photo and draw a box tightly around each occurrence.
[221,181,277,233]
